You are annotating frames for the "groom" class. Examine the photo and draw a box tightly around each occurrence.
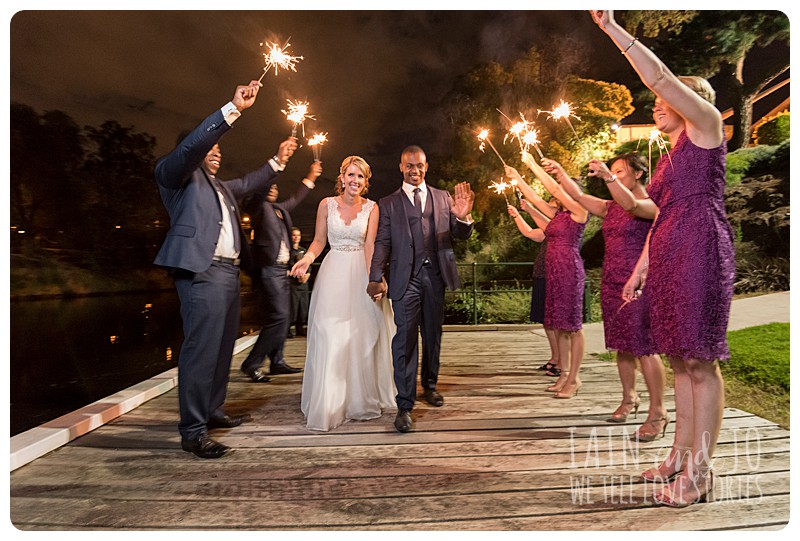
[367,145,474,433]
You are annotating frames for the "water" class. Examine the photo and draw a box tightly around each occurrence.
[9,290,262,436]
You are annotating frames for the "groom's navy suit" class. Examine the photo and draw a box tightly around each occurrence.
[369,183,473,410]
[154,107,279,441]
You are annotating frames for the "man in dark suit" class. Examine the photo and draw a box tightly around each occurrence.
[154,80,297,458]
[367,145,474,433]
[238,162,321,380]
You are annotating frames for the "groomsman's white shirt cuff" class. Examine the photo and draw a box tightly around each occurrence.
[302,179,316,189]
[222,102,241,125]
[457,216,473,225]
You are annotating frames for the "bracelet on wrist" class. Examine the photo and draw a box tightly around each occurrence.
[622,37,638,55]
[604,174,618,184]
[306,250,316,262]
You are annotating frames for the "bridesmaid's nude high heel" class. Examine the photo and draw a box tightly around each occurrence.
[546,372,569,392]
[554,381,581,399]
[640,445,690,482]
[654,467,715,508]
[631,415,670,442]
[606,397,640,423]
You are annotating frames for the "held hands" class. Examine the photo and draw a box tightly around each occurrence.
[290,255,311,278]
[366,281,387,303]
[232,80,263,112]
[306,161,323,183]
[276,137,298,165]
[451,181,475,220]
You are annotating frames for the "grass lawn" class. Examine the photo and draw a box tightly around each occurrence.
[723,322,789,428]
[596,322,790,429]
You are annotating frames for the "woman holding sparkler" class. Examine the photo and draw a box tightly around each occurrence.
[546,153,667,441]
[505,163,588,399]
[592,10,734,508]
[290,156,396,431]
[506,197,560,376]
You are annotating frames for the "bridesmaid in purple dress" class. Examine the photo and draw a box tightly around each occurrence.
[508,159,589,399]
[593,10,735,508]
[551,153,667,442]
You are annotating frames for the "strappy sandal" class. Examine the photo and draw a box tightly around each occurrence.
[606,397,640,423]
[538,360,557,371]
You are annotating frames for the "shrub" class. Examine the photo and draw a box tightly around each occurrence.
[754,112,790,145]
[734,257,789,293]
[725,145,777,185]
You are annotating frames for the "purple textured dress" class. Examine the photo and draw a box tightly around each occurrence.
[544,210,586,332]
[647,130,735,361]
[601,201,656,356]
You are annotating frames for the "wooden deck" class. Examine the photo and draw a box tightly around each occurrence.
[9,329,790,531]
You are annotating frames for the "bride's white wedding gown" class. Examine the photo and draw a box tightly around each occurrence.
[301,197,396,431]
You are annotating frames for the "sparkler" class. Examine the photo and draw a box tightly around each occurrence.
[307,132,328,162]
[540,99,581,139]
[282,99,315,138]
[509,178,524,203]
[497,109,545,159]
[257,39,303,82]
[637,128,673,181]
[476,128,507,166]
[489,178,510,204]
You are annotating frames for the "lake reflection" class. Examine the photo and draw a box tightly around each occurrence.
[9,291,262,436]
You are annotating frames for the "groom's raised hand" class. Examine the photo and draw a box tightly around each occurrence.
[451,181,475,221]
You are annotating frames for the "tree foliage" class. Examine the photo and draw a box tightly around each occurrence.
[435,46,633,272]
[619,10,790,150]
[10,103,165,268]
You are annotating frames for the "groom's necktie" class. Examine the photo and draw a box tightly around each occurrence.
[411,188,426,274]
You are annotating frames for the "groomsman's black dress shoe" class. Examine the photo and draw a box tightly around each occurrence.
[423,389,444,407]
[181,434,232,459]
[241,367,271,383]
[207,414,252,429]
[270,361,302,374]
[394,409,413,433]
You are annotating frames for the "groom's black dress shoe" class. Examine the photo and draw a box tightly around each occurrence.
[270,361,302,374]
[207,414,252,429]
[394,409,413,433]
[423,389,444,407]
[181,434,232,459]
[241,367,271,383]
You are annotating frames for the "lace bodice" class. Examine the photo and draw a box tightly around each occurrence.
[326,197,375,251]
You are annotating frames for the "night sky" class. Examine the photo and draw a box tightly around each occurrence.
[6,5,794,233]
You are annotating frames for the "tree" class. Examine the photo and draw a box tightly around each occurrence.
[437,46,634,274]
[620,10,790,150]
[10,103,85,248]
[81,120,163,266]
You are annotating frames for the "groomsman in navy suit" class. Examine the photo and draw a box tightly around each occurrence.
[154,80,297,458]
[239,162,321,381]
[367,146,474,433]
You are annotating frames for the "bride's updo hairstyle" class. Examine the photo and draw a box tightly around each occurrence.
[336,155,372,196]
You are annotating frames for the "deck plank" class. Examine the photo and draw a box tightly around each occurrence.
[9,329,789,531]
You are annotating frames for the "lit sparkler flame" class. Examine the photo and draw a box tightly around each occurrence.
[258,39,304,82]
[282,99,315,137]
[540,99,581,139]
[497,109,545,159]
[307,132,328,162]
[476,128,506,166]
[489,178,510,204]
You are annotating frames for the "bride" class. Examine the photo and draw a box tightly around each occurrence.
[290,156,396,431]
